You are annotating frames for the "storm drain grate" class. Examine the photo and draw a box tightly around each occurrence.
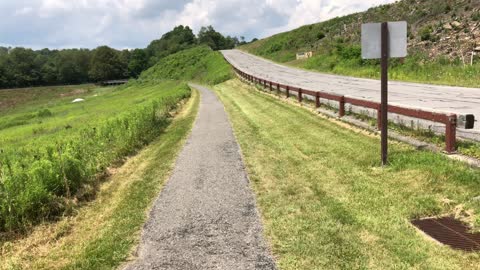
[412,216,480,252]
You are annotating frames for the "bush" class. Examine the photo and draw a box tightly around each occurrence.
[37,109,53,118]
[336,44,361,60]
[472,12,480,21]
[317,32,326,40]
[420,26,433,41]
[266,43,282,53]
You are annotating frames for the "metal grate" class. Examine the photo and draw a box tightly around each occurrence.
[412,216,480,252]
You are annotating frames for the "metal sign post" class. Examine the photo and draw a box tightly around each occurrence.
[380,22,389,166]
[362,21,407,166]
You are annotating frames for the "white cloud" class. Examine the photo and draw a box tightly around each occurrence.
[0,0,397,49]
[14,7,34,16]
[263,0,397,36]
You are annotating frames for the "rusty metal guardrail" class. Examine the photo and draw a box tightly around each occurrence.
[226,62,475,154]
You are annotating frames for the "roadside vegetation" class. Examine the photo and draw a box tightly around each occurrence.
[0,24,246,89]
[0,45,231,233]
[0,81,191,232]
[138,45,233,85]
[240,0,480,88]
[0,87,200,270]
[0,44,233,269]
[215,79,480,269]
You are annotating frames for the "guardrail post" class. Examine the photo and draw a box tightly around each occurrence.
[286,86,290,98]
[276,83,280,94]
[445,114,457,153]
[298,88,303,103]
[269,82,272,91]
[315,92,320,108]
[339,97,346,117]
[264,80,267,89]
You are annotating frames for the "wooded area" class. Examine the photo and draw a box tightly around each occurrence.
[0,25,249,89]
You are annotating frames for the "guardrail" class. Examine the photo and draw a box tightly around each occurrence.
[226,64,475,153]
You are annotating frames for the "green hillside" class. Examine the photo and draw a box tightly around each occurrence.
[241,0,480,87]
[0,45,233,233]
[139,45,233,85]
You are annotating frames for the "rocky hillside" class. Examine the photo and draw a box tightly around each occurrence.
[242,0,480,62]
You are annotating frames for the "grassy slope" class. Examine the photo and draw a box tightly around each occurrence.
[0,82,184,148]
[0,84,97,113]
[214,79,480,269]
[240,0,480,88]
[139,45,233,85]
[0,89,200,270]
[0,45,233,269]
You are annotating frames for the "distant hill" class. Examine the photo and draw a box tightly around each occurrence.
[139,45,232,85]
[241,0,480,62]
[239,0,480,88]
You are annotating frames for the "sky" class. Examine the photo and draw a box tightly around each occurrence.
[0,0,397,50]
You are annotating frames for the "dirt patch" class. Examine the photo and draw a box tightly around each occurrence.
[60,89,87,97]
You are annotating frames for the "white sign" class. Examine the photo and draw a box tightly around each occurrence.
[361,21,407,59]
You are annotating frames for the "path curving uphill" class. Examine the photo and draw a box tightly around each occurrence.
[124,84,276,270]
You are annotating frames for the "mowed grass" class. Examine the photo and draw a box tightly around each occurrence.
[0,88,200,270]
[0,82,180,148]
[214,79,480,270]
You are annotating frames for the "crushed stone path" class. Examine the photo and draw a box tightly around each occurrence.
[124,84,277,270]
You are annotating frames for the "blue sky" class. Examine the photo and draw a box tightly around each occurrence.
[0,0,397,49]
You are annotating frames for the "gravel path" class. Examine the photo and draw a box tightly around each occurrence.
[124,84,277,270]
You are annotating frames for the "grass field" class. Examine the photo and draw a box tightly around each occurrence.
[0,44,232,269]
[0,45,232,232]
[0,82,184,147]
[214,79,480,269]
[0,81,191,231]
[0,88,200,270]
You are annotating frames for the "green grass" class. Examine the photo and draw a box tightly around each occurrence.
[0,88,200,270]
[0,43,232,269]
[214,79,480,269]
[0,44,232,231]
[0,81,191,231]
[0,84,97,113]
[0,82,183,148]
[139,45,233,85]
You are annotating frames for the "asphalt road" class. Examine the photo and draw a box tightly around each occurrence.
[221,49,480,134]
[124,84,276,270]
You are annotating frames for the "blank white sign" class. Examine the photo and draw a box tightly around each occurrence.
[361,21,407,59]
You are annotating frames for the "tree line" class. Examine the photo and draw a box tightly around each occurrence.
[0,25,254,89]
